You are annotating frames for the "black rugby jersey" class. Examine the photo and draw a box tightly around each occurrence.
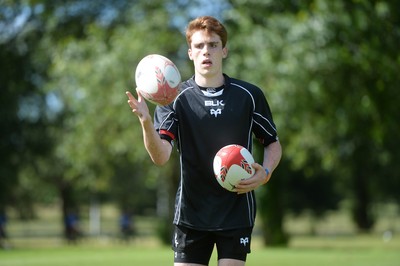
[153,74,278,231]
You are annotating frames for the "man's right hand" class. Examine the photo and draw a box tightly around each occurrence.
[126,89,151,123]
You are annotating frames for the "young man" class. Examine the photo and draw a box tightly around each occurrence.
[126,16,281,266]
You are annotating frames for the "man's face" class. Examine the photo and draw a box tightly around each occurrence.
[188,30,228,78]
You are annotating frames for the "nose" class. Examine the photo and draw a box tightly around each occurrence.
[202,44,210,55]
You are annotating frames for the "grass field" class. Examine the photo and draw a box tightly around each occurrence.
[1,234,399,266]
[1,204,399,265]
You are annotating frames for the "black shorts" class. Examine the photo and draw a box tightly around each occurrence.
[172,225,253,265]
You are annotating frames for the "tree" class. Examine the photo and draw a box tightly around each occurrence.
[0,0,57,218]
[45,1,186,238]
[323,0,400,230]
[226,0,400,239]
[1,0,184,238]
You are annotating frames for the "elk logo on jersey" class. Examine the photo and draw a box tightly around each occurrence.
[205,100,224,117]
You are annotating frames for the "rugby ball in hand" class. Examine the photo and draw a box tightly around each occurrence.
[135,54,181,106]
[213,144,255,192]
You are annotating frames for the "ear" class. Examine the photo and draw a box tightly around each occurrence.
[222,47,228,58]
[188,48,193,60]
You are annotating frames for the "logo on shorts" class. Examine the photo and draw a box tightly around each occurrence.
[240,237,249,246]
[174,233,179,247]
[174,252,186,259]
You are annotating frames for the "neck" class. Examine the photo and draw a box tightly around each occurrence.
[194,74,224,88]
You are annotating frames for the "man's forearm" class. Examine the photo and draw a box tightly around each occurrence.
[140,119,172,166]
[263,140,282,174]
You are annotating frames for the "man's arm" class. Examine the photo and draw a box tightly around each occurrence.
[126,90,172,166]
[261,140,282,185]
[235,140,282,194]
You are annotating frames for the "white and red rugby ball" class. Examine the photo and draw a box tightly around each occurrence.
[135,54,181,106]
[213,144,255,192]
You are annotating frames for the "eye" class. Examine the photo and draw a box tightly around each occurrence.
[194,43,204,49]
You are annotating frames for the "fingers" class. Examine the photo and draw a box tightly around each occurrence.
[234,163,267,194]
[234,179,257,194]
[126,90,136,101]
[126,89,141,104]
[125,90,132,98]
[126,89,151,121]
[125,90,140,116]
[135,88,145,102]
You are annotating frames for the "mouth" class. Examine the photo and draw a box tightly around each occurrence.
[202,59,212,67]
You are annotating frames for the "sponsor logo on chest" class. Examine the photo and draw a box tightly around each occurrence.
[205,100,225,117]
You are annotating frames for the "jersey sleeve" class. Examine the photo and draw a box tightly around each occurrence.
[252,89,279,146]
[153,104,178,145]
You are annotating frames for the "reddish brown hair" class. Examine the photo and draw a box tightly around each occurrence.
[186,16,228,48]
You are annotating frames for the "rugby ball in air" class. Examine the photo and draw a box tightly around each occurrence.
[213,144,255,192]
[135,54,181,106]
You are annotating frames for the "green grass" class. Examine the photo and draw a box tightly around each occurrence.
[1,235,399,266]
[2,204,399,265]
[0,246,172,266]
